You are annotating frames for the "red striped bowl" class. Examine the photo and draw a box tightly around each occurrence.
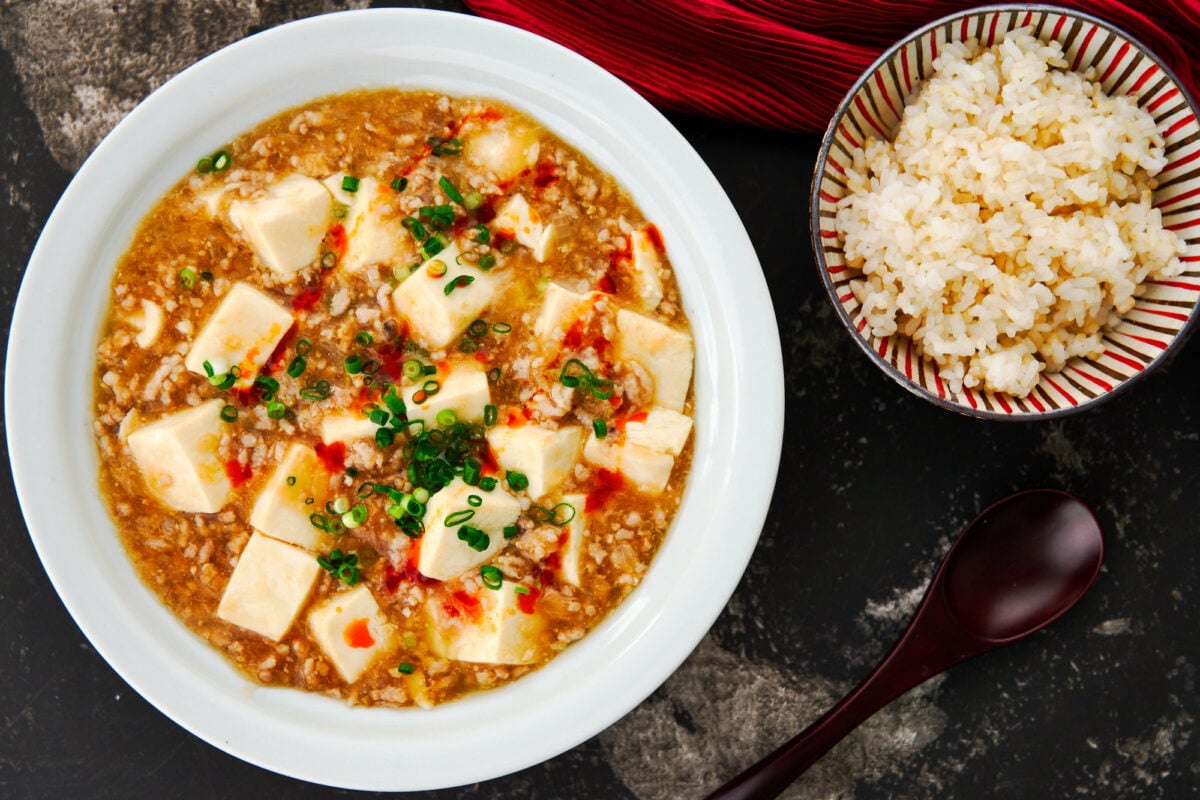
[811,5,1200,419]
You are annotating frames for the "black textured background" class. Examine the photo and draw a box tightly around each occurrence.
[1,2,1198,798]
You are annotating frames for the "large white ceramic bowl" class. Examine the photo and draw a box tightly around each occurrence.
[5,8,782,792]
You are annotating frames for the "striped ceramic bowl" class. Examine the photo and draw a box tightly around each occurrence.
[811,5,1200,419]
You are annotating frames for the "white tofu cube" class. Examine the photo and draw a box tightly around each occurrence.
[495,194,555,262]
[229,174,333,275]
[126,398,231,513]
[248,443,333,550]
[416,478,521,581]
[307,584,394,683]
[391,241,505,350]
[184,282,293,382]
[623,407,693,456]
[319,410,382,444]
[464,121,539,181]
[616,308,694,413]
[486,424,583,500]
[556,493,587,587]
[321,173,414,272]
[628,228,665,311]
[425,583,544,664]
[583,432,675,496]
[216,532,320,641]
[532,282,599,342]
[402,363,491,425]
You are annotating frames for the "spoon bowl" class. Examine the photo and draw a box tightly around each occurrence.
[707,489,1103,800]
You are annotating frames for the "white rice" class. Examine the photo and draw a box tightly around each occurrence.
[835,31,1187,396]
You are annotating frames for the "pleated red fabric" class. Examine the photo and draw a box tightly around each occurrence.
[464,0,1200,132]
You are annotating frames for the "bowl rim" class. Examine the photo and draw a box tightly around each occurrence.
[5,8,784,790]
[809,3,1200,421]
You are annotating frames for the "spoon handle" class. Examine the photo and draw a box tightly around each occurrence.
[705,587,986,800]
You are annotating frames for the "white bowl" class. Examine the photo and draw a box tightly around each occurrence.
[5,8,783,791]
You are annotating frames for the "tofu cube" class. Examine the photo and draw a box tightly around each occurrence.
[229,174,333,275]
[307,584,394,683]
[616,308,694,413]
[321,173,414,272]
[486,424,583,500]
[126,398,231,513]
[583,432,676,496]
[495,194,555,262]
[391,242,505,350]
[416,478,521,581]
[184,282,293,382]
[464,121,540,181]
[248,443,333,550]
[319,410,382,444]
[425,583,544,664]
[623,407,693,456]
[216,532,320,641]
[402,363,491,425]
[532,282,599,342]
[556,493,587,587]
[628,228,665,311]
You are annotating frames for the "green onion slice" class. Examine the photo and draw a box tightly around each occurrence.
[480,565,503,590]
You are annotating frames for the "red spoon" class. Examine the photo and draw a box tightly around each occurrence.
[706,489,1103,800]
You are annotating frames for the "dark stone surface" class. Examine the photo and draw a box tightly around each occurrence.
[2,1,1198,798]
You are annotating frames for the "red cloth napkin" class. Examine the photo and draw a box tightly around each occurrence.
[465,0,1200,133]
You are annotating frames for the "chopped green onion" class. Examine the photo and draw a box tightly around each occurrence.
[427,136,463,156]
[492,322,512,334]
[321,251,337,269]
[422,237,446,259]
[402,359,424,380]
[480,564,503,590]
[178,267,197,288]
[506,471,529,492]
[530,502,577,526]
[422,379,440,396]
[443,275,474,295]
[462,457,481,486]
[479,476,498,492]
[438,176,465,205]
[368,408,390,426]
[503,524,519,540]
[484,404,497,426]
[200,271,214,282]
[310,513,330,531]
[487,367,501,383]
[333,203,349,219]
[593,419,608,438]
[287,476,298,486]
[296,339,312,356]
[478,255,496,270]
[403,497,424,517]
[514,585,531,596]
[342,504,367,529]
[355,331,374,346]
[287,356,306,378]
[413,487,430,505]
[402,217,428,241]
[299,379,331,401]
[463,191,484,211]
[342,175,360,193]
[471,224,490,243]
[467,494,483,508]
[468,319,488,338]
[397,662,415,675]
[458,338,478,354]
[344,354,363,374]
[422,364,438,376]
[331,497,350,515]
[219,404,237,422]
[254,375,279,401]
[211,150,232,172]
[392,177,408,192]
[457,525,489,551]
[356,481,375,498]
[376,427,395,448]
[436,409,457,427]
[445,509,475,527]
[196,156,212,173]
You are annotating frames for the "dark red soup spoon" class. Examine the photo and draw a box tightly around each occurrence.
[707,489,1104,800]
